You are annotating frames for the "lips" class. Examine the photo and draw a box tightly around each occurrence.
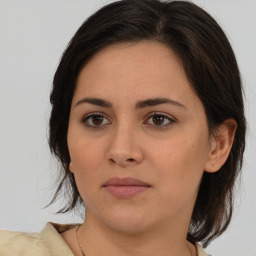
[103,177,151,199]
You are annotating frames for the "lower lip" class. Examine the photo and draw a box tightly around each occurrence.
[104,185,150,199]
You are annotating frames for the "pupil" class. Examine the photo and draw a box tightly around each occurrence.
[92,115,103,125]
[153,115,164,125]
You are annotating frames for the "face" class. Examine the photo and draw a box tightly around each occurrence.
[67,41,214,234]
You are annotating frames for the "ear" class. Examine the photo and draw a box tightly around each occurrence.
[69,162,74,173]
[204,118,237,173]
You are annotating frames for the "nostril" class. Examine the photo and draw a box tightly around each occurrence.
[108,156,138,166]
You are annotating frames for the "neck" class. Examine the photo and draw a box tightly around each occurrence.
[78,211,195,256]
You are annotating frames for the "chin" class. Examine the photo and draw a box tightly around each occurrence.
[100,209,151,234]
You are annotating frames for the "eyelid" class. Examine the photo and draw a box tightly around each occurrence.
[144,112,176,127]
[82,112,111,128]
[81,111,176,129]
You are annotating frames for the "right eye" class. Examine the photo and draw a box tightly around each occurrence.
[82,113,111,128]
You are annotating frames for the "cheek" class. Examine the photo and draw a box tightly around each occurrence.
[149,131,209,191]
[68,136,105,202]
[152,134,208,168]
[68,128,105,172]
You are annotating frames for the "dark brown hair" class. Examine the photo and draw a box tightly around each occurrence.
[49,0,246,247]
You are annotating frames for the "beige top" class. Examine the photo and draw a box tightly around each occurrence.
[0,223,209,256]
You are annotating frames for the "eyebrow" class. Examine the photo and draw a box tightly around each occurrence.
[135,98,186,109]
[74,97,186,109]
[75,98,112,108]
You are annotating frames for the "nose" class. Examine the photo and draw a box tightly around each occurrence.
[106,123,144,167]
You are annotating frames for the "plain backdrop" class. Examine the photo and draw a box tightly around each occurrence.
[0,1,255,255]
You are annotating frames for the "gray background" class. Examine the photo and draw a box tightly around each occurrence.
[0,1,255,255]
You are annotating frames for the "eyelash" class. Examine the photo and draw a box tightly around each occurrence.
[82,112,111,128]
[144,112,175,128]
[82,112,175,129]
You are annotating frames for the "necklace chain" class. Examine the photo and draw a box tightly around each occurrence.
[76,225,86,256]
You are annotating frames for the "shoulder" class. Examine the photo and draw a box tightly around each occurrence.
[0,223,77,256]
[0,229,49,255]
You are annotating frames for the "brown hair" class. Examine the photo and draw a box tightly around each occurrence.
[49,0,246,247]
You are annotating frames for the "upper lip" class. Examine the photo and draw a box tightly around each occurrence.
[103,177,151,187]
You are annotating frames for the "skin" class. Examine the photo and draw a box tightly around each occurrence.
[61,41,236,256]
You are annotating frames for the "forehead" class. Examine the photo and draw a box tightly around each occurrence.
[73,40,198,108]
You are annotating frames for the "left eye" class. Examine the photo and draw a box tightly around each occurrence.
[145,113,175,127]
[82,113,111,127]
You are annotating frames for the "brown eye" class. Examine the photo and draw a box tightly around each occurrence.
[91,115,104,125]
[83,113,111,128]
[152,115,165,125]
[145,113,175,127]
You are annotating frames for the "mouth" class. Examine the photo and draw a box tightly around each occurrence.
[103,177,152,199]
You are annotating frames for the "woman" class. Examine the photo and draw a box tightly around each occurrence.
[0,0,246,255]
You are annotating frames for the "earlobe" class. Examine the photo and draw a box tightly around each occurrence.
[69,162,74,173]
[205,118,237,173]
